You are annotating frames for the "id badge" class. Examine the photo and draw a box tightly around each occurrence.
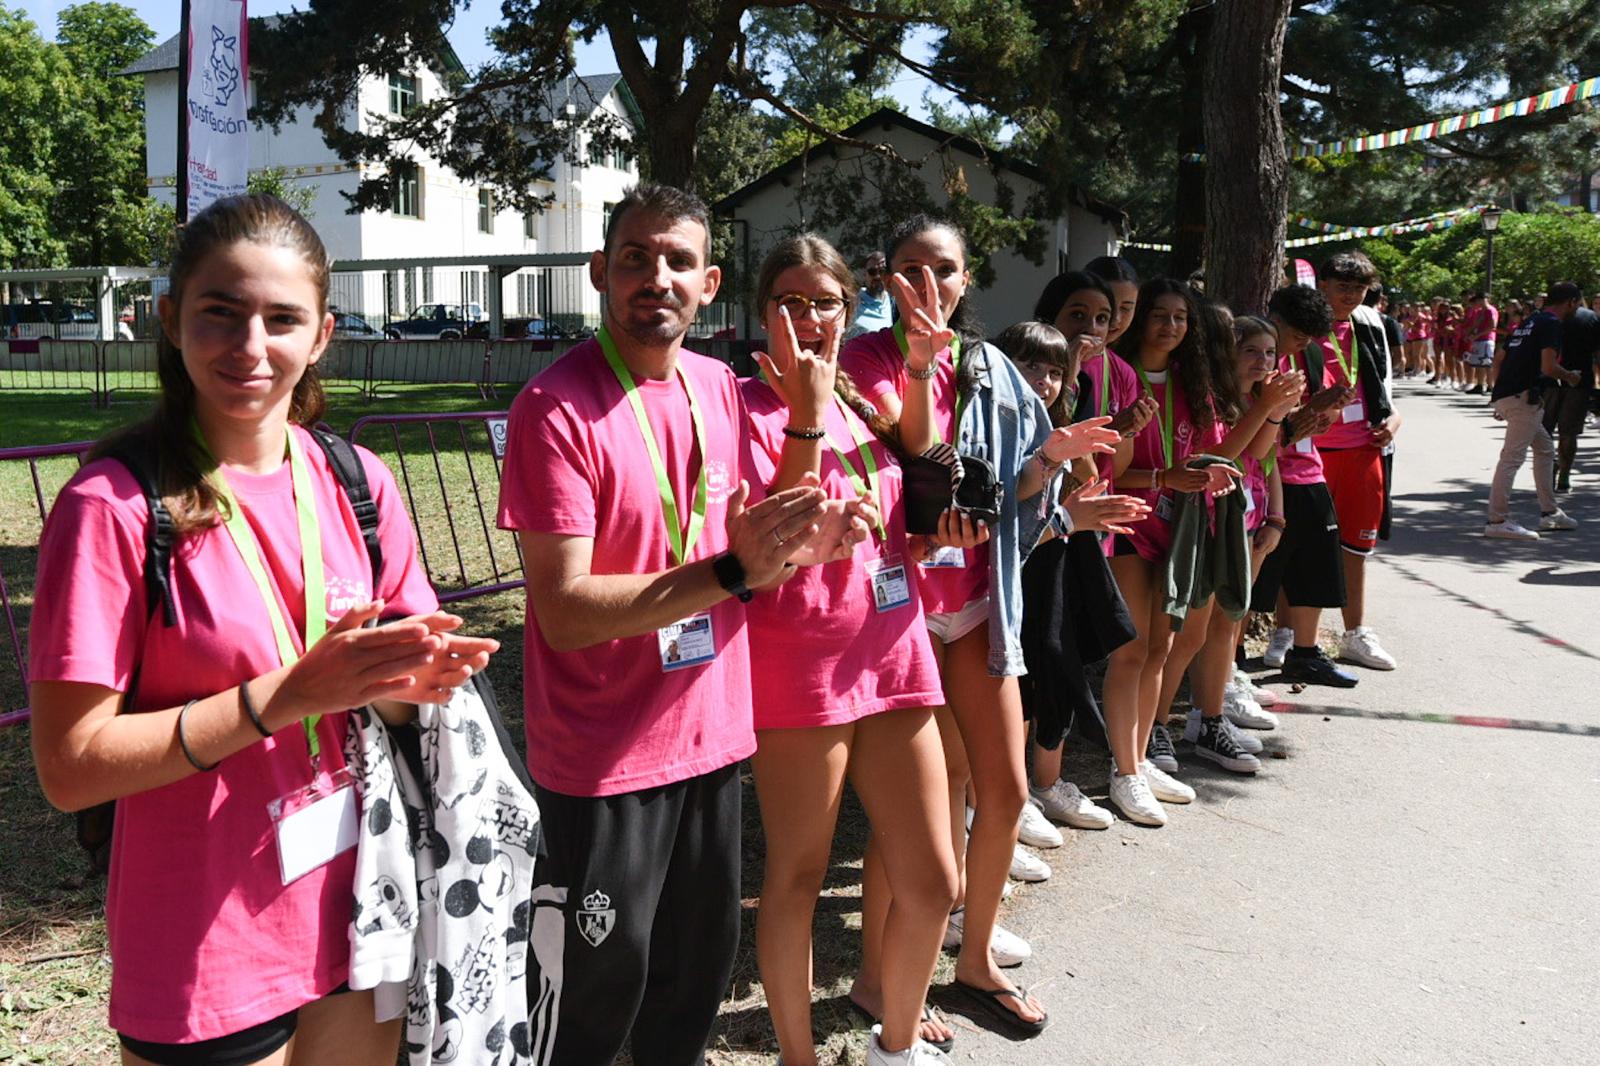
[1294,437,1315,454]
[1155,493,1176,522]
[867,556,912,613]
[268,765,358,885]
[921,546,966,569]
[1341,401,1366,424]
[1242,487,1257,517]
[658,612,716,672]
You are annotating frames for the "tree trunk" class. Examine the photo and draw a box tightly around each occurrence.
[1201,0,1292,315]
[642,108,699,190]
[1170,13,1209,281]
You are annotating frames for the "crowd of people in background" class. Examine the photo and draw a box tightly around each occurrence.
[26,182,1599,1066]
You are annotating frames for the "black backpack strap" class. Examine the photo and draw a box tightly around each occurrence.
[306,427,384,588]
[103,440,178,627]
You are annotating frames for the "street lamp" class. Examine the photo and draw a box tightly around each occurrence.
[1481,206,1503,297]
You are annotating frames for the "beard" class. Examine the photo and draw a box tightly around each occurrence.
[616,294,692,346]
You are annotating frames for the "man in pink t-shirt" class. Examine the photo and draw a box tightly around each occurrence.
[496,183,854,1066]
[1462,292,1499,394]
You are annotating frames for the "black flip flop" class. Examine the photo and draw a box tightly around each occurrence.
[946,979,1049,1038]
[846,998,957,1054]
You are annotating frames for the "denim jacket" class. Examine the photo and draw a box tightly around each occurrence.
[955,341,1066,676]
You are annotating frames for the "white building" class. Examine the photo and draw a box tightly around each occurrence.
[714,108,1127,336]
[121,21,641,330]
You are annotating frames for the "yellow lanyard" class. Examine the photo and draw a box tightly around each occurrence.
[1132,364,1175,468]
[598,327,709,566]
[1326,326,1358,388]
[202,425,328,762]
[823,396,886,540]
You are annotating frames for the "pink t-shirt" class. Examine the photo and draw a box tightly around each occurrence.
[29,426,437,1043]
[1313,320,1372,452]
[1276,348,1326,486]
[840,328,990,615]
[1467,304,1499,343]
[1120,364,1225,562]
[1080,348,1141,483]
[497,340,758,797]
[1240,451,1267,533]
[740,378,942,730]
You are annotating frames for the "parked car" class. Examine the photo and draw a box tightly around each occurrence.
[382,303,485,340]
[2,301,100,340]
[464,316,569,341]
[331,311,382,339]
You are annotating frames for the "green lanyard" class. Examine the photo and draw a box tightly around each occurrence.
[1132,363,1175,469]
[201,425,328,762]
[598,326,709,566]
[823,396,887,540]
[1095,350,1111,417]
[893,322,964,444]
[1325,326,1358,387]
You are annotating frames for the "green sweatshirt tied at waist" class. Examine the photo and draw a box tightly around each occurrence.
[1161,454,1252,631]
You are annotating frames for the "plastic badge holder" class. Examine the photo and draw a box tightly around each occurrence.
[267,764,358,885]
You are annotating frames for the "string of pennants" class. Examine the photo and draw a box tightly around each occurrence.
[1180,73,1600,164]
[1123,203,1491,252]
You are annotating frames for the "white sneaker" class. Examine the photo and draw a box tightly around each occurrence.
[1009,844,1051,882]
[1029,779,1113,830]
[1139,760,1195,804]
[1017,799,1064,849]
[1107,771,1166,826]
[1232,664,1280,707]
[1263,627,1294,668]
[868,1026,952,1065]
[942,908,1032,967]
[1339,626,1397,670]
[1222,684,1280,730]
[1539,509,1579,532]
[1485,520,1540,541]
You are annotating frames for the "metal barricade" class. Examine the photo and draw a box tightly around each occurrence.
[100,339,161,403]
[347,411,522,604]
[366,340,490,397]
[320,338,373,395]
[481,339,579,398]
[0,440,94,728]
[0,340,100,398]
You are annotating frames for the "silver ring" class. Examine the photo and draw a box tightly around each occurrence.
[772,528,784,545]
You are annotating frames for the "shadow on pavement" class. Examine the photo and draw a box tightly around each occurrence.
[1274,700,1600,738]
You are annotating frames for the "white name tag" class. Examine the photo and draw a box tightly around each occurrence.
[271,770,359,885]
[1294,437,1315,454]
[659,612,716,672]
[921,546,966,569]
[1242,487,1257,516]
[868,557,912,613]
[1155,493,1176,522]
[1341,402,1366,424]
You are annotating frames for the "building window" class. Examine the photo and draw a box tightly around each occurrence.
[611,143,632,172]
[389,73,418,116]
[524,212,536,240]
[391,162,422,218]
[478,189,494,234]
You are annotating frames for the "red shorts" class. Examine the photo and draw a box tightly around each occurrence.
[1320,445,1385,553]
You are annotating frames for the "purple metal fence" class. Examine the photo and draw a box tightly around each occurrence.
[347,411,522,604]
[0,440,94,728]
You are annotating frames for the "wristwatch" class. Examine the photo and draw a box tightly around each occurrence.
[713,552,754,603]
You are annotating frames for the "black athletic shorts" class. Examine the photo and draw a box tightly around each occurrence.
[1542,384,1590,440]
[118,984,349,1066]
[1250,481,1346,612]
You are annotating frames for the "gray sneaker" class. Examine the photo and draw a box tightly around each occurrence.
[1194,716,1261,774]
[1146,722,1179,773]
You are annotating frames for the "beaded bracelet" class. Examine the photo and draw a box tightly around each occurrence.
[239,679,272,738]
[905,362,938,380]
[783,424,826,441]
[178,699,218,772]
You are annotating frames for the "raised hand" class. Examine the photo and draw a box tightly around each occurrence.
[725,476,827,589]
[1066,332,1105,368]
[274,601,443,722]
[888,266,954,371]
[378,611,500,705]
[755,305,838,425]
[1042,416,1119,463]
[1257,369,1305,418]
[1065,477,1150,535]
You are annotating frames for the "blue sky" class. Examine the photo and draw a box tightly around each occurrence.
[19,0,949,119]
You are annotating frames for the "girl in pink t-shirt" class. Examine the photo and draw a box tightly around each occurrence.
[739,235,957,1065]
[28,195,495,1063]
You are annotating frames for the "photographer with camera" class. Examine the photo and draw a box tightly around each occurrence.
[1485,281,1583,541]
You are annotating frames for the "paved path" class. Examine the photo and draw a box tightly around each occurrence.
[954,379,1599,1066]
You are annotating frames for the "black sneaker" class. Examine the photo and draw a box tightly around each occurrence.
[1556,471,1571,494]
[1146,722,1180,773]
[1281,648,1359,688]
[1195,716,1261,774]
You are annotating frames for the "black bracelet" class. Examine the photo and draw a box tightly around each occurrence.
[239,679,271,738]
[783,424,826,440]
[1266,416,1284,424]
[178,700,218,772]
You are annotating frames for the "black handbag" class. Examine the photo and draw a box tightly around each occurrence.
[901,445,1002,534]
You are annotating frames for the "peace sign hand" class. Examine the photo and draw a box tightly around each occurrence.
[755,306,839,426]
[889,266,955,371]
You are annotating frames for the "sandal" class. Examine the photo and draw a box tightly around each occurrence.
[847,997,956,1054]
[946,979,1048,1038]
